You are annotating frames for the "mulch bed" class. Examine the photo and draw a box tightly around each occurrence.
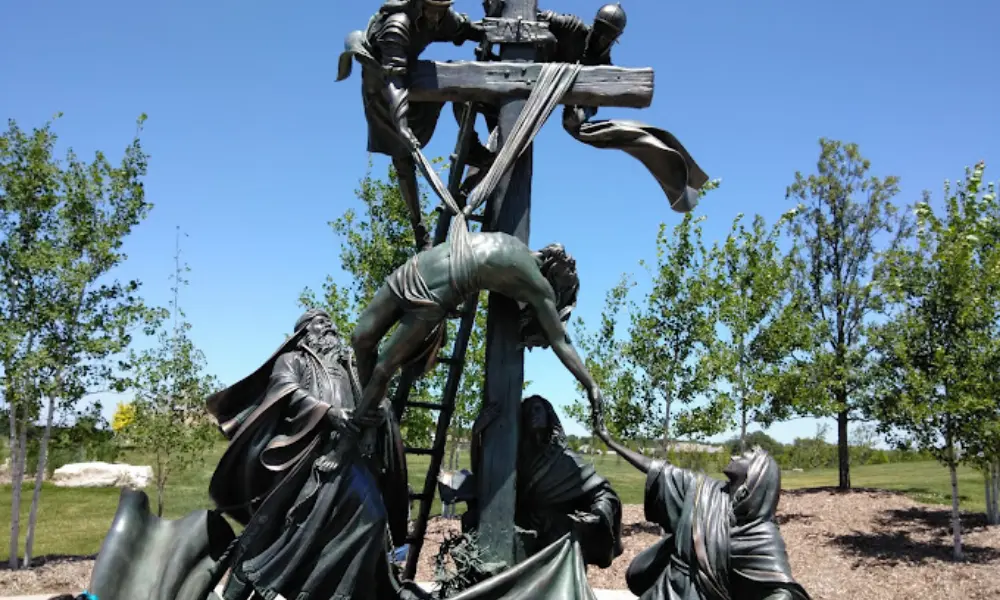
[3,489,999,599]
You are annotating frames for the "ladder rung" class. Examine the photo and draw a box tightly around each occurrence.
[404,447,436,456]
[409,491,432,502]
[407,400,446,411]
[437,354,457,365]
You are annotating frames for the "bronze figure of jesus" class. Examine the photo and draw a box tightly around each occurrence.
[350,232,605,419]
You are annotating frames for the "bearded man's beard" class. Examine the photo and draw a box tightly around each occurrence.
[308,330,343,358]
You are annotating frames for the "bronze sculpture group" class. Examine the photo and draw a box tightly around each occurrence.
[77,2,811,599]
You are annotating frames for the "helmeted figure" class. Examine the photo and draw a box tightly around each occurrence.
[338,0,485,251]
[598,428,812,600]
[538,3,626,67]
[465,395,624,569]
[459,3,628,188]
[205,309,416,600]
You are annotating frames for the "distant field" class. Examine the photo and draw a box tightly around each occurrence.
[0,442,988,561]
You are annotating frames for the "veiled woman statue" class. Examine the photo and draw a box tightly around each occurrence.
[597,428,812,600]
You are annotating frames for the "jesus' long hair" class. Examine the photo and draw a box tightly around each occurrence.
[520,244,580,349]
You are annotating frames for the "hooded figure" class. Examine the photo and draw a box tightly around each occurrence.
[205,309,416,600]
[467,395,623,569]
[599,431,811,600]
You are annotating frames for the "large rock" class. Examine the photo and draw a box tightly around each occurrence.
[52,462,153,488]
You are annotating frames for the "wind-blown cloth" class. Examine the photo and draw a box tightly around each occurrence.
[444,533,600,600]
[87,488,235,600]
[561,107,710,214]
[627,456,811,600]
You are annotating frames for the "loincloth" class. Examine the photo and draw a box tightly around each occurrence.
[386,255,451,374]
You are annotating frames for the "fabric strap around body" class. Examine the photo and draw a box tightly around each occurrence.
[407,62,582,297]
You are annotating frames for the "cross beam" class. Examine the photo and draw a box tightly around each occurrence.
[408,60,654,108]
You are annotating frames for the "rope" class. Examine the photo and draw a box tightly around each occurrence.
[407,62,582,294]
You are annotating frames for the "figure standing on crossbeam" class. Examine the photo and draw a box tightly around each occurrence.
[337,0,485,251]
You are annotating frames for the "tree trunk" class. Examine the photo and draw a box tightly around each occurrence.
[661,391,672,454]
[836,407,851,490]
[7,400,20,569]
[989,460,1000,526]
[155,451,165,517]
[739,404,748,452]
[986,470,994,525]
[993,461,1000,526]
[25,393,56,567]
[9,420,28,569]
[948,458,964,560]
[737,341,747,452]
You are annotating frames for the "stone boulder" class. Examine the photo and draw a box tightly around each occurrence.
[51,462,153,489]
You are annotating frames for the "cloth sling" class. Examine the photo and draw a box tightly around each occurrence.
[406,62,583,297]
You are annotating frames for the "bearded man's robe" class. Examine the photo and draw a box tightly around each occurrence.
[206,329,412,600]
[627,458,811,600]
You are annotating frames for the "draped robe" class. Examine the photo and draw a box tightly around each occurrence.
[627,460,811,600]
[206,331,412,600]
[466,399,623,570]
[515,432,623,568]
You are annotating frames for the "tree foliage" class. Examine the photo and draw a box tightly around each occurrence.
[0,114,157,567]
[629,211,717,445]
[121,228,220,517]
[691,212,811,448]
[870,162,1000,555]
[783,138,909,490]
[565,275,647,440]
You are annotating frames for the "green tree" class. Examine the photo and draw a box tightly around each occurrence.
[692,212,811,449]
[629,212,717,447]
[565,275,648,440]
[870,162,999,558]
[784,139,908,490]
[0,115,156,567]
[122,227,220,517]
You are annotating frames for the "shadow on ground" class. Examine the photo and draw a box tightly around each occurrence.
[831,530,1000,564]
[782,486,972,505]
[0,554,97,571]
[829,504,998,565]
[775,512,816,526]
[622,522,660,536]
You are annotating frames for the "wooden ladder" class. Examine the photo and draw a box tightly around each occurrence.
[391,100,487,581]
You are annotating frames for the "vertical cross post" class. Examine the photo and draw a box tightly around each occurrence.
[477,0,538,567]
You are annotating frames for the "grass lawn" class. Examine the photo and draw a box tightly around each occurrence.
[0,443,987,562]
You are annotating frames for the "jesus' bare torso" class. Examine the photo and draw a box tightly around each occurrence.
[350,231,599,425]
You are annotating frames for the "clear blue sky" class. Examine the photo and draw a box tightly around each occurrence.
[3,0,998,442]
